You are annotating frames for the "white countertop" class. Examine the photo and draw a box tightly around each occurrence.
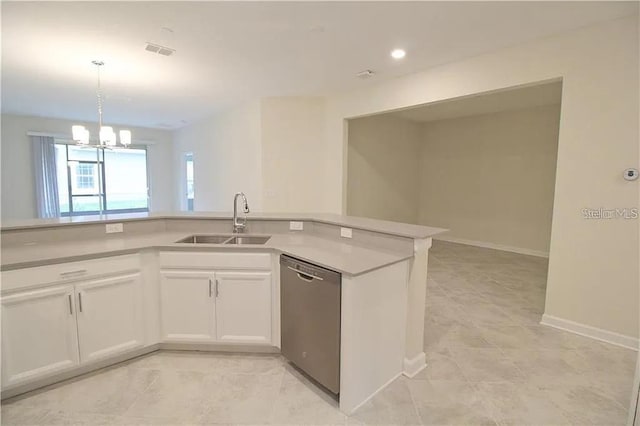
[1,211,447,240]
[0,231,414,276]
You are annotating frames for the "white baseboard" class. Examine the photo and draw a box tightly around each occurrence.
[541,314,639,351]
[159,342,278,353]
[434,236,549,258]
[403,352,427,378]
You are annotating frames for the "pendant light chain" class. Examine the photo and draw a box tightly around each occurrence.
[91,61,106,214]
[96,62,103,130]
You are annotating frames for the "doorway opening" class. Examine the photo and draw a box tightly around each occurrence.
[345,79,562,321]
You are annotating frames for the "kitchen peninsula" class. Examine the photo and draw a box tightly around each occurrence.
[0,212,446,414]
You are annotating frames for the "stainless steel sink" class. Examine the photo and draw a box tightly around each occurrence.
[225,236,271,245]
[175,235,232,244]
[175,234,271,245]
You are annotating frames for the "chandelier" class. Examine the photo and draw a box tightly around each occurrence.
[71,60,131,147]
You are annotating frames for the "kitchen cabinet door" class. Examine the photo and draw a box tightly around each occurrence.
[76,273,145,363]
[159,271,216,342]
[215,271,272,344]
[1,285,79,387]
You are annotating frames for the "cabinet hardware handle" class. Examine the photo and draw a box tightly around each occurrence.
[209,279,213,298]
[68,294,73,315]
[215,279,219,297]
[78,293,83,312]
[60,269,87,277]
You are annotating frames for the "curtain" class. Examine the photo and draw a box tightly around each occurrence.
[31,136,60,218]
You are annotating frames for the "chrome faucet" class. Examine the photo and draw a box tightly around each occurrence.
[233,192,250,233]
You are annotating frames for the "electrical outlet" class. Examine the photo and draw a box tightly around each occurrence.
[289,221,304,231]
[340,227,353,238]
[106,223,124,234]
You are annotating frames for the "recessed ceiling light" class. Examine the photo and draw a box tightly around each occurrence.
[391,49,406,59]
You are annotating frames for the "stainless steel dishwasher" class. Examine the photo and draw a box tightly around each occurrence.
[280,255,341,395]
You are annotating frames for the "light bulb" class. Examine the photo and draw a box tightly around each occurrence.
[72,125,86,143]
[81,129,90,145]
[119,130,132,146]
[100,126,116,146]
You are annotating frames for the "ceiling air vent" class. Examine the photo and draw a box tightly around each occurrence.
[145,42,175,57]
[145,43,160,53]
[158,47,174,56]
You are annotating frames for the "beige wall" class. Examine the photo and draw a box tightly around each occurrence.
[419,104,560,255]
[261,97,327,212]
[173,101,263,212]
[346,114,421,224]
[173,97,328,213]
[326,16,639,340]
[0,114,175,221]
[346,104,560,255]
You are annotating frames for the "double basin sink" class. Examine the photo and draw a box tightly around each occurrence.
[175,234,271,245]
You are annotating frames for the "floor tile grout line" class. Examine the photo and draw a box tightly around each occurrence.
[118,369,162,419]
[404,378,425,426]
[265,368,288,425]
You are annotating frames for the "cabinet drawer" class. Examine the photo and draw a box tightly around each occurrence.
[1,255,140,293]
[159,251,271,270]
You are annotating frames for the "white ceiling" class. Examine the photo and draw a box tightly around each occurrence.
[390,80,563,123]
[1,2,637,129]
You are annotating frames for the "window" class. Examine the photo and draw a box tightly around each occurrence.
[55,144,149,216]
[75,163,95,189]
[184,152,194,211]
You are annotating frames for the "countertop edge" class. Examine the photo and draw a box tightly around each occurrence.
[1,212,448,240]
[0,242,414,277]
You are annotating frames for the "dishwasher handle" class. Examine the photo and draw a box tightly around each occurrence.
[287,266,324,282]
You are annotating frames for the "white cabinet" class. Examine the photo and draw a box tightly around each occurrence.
[157,251,275,346]
[158,269,273,345]
[1,250,275,394]
[1,285,79,387]
[215,271,272,344]
[159,271,216,342]
[1,255,145,391]
[76,273,144,363]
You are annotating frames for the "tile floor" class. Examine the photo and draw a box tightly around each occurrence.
[2,241,637,425]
